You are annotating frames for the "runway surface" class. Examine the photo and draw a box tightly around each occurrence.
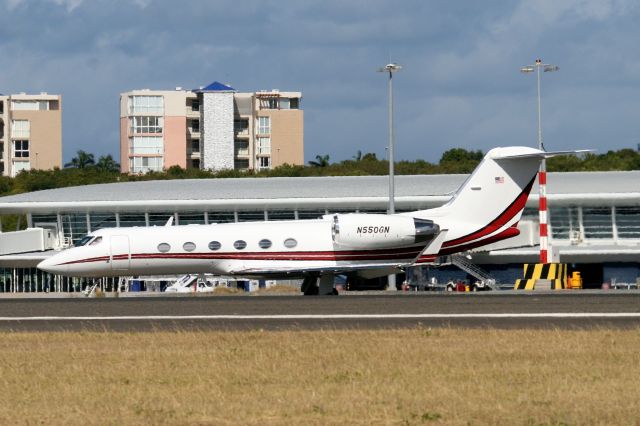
[1,292,640,331]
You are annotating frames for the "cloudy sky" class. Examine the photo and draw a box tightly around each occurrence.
[1,0,639,164]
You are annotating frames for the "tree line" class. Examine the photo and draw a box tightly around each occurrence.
[1,147,639,199]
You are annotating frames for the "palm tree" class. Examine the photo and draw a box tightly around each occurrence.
[95,155,120,172]
[352,150,362,161]
[308,154,330,167]
[65,150,95,169]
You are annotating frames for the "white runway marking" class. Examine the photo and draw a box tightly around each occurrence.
[1,313,640,321]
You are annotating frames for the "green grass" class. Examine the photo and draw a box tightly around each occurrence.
[1,328,639,425]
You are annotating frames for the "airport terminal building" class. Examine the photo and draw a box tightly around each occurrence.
[0,171,639,291]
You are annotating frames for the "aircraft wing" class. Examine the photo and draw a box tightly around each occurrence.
[228,262,405,277]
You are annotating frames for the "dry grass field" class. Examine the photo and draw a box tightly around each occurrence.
[1,327,640,425]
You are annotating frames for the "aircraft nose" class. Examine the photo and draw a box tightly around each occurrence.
[37,256,68,275]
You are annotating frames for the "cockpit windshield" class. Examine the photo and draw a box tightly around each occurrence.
[75,235,94,247]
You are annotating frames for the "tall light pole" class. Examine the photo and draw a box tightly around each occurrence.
[377,63,402,214]
[520,58,559,264]
[378,62,402,291]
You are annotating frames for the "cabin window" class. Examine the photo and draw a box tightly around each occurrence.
[208,241,221,251]
[157,243,171,253]
[233,240,247,250]
[283,238,297,248]
[183,242,196,252]
[258,239,272,249]
[89,236,103,246]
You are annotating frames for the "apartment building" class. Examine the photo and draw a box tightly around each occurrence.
[0,93,62,177]
[119,81,303,174]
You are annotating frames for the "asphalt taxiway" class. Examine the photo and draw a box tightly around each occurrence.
[1,292,640,331]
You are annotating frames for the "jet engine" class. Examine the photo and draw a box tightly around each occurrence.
[327,213,439,249]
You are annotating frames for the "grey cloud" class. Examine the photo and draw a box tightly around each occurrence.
[0,0,639,163]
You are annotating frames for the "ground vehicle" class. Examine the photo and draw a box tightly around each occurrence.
[445,279,492,292]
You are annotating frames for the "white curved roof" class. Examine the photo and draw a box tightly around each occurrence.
[0,171,638,214]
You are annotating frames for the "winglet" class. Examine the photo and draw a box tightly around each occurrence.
[412,230,448,265]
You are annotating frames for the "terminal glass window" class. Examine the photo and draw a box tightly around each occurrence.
[208,212,236,223]
[266,210,295,221]
[148,212,175,226]
[177,212,205,225]
[257,117,270,134]
[131,116,163,134]
[60,214,89,245]
[237,211,265,222]
[549,207,579,240]
[297,210,325,220]
[129,96,163,115]
[582,207,613,239]
[130,136,163,155]
[615,207,640,239]
[90,213,117,230]
[118,214,146,227]
[11,120,30,138]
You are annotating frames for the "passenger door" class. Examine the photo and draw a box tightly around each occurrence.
[110,235,130,270]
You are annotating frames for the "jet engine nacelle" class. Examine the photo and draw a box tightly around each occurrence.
[327,214,439,249]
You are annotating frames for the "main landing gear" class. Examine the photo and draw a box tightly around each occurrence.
[301,273,339,296]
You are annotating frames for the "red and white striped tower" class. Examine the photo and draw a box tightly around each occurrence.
[520,58,558,264]
[539,164,548,263]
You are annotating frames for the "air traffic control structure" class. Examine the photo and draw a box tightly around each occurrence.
[0,171,639,292]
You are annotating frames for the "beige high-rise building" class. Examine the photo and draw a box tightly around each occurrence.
[0,93,62,177]
[119,82,303,174]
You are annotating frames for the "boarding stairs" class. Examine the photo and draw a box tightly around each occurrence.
[450,254,498,290]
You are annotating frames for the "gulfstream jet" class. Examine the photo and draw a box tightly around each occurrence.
[37,146,576,294]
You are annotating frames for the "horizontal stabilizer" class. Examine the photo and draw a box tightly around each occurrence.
[412,230,448,265]
[493,149,593,160]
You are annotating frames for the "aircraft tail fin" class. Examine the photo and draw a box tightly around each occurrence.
[413,147,587,251]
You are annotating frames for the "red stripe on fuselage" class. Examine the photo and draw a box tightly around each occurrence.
[439,226,520,256]
[59,247,424,266]
[441,176,535,249]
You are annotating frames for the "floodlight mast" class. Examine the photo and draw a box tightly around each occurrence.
[377,63,402,215]
[378,62,402,291]
[520,58,559,264]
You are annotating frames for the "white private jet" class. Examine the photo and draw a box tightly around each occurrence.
[37,146,577,294]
